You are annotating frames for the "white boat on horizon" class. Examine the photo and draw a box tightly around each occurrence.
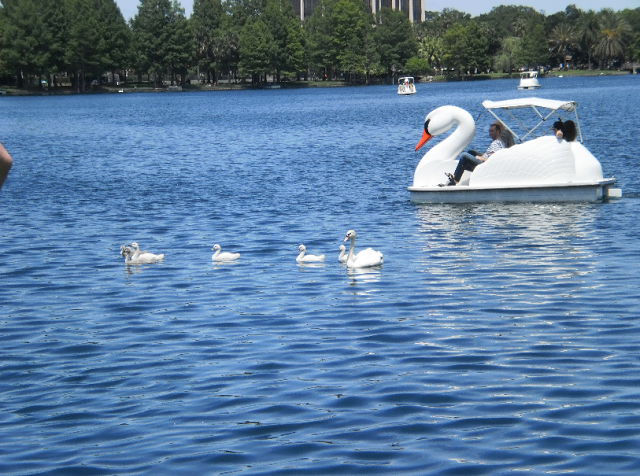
[398,76,416,95]
[518,70,541,90]
[408,97,620,203]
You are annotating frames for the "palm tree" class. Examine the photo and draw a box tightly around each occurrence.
[594,10,631,69]
[548,23,580,71]
[419,36,444,74]
[578,10,600,70]
[512,17,527,38]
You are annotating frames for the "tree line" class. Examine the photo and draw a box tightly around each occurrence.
[0,0,639,90]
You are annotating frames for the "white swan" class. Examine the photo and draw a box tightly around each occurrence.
[413,105,604,188]
[211,244,240,261]
[338,245,348,263]
[127,242,164,263]
[121,245,164,264]
[413,105,475,188]
[121,244,147,258]
[296,244,325,263]
[343,230,383,268]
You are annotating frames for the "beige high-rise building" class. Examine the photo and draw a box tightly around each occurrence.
[291,0,425,23]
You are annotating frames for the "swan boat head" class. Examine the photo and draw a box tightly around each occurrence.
[412,106,476,188]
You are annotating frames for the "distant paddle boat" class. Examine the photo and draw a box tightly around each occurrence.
[408,97,620,203]
[397,77,416,95]
[518,70,541,90]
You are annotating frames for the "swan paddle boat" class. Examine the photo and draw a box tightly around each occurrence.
[408,97,620,203]
[398,77,416,95]
[517,70,541,90]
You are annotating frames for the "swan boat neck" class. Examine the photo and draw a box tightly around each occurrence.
[409,99,620,203]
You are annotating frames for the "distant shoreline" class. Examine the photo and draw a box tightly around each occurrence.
[0,70,632,96]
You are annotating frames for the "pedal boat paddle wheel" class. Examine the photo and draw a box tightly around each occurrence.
[408,98,620,203]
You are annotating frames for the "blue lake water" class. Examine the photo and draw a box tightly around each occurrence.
[1,75,640,475]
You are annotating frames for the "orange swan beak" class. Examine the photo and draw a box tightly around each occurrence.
[415,129,433,151]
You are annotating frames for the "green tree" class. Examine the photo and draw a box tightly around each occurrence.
[477,5,542,43]
[493,36,520,73]
[629,32,640,62]
[65,0,101,91]
[192,0,225,82]
[163,2,192,85]
[332,0,371,82]
[131,0,192,87]
[418,36,443,73]
[420,8,470,39]
[404,56,429,75]
[262,0,304,81]
[518,21,548,68]
[1,0,52,88]
[548,23,579,70]
[131,0,167,86]
[305,0,338,79]
[578,10,601,70]
[595,9,631,68]
[238,17,273,82]
[93,0,131,85]
[46,0,69,87]
[442,21,488,77]
[374,8,418,83]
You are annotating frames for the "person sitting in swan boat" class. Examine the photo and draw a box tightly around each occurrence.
[552,120,577,142]
[443,122,505,186]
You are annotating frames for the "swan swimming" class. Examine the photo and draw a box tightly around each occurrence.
[343,230,383,268]
[296,244,325,263]
[211,244,240,261]
[127,242,164,263]
[121,245,164,264]
[338,245,348,263]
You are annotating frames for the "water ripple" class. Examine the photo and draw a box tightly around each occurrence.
[1,77,640,475]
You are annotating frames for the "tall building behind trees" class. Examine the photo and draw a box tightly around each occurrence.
[290,0,425,22]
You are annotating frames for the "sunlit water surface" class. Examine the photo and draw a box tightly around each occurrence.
[1,75,640,475]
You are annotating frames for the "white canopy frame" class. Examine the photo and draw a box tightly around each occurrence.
[481,98,583,144]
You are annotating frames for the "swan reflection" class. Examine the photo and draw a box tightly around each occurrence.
[212,259,242,269]
[414,203,597,281]
[297,261,326,270]
[346,266,381,283]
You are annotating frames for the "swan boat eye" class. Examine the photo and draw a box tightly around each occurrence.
[424,119,430,134]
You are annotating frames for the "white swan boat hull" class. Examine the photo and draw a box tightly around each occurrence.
[409,178,617,203]
[518,71,541,90]
[517,80,540,90]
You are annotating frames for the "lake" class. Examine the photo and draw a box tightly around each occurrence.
[1,75,640,475]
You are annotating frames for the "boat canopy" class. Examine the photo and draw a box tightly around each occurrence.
[481,97,582,143]
[398,76,414,84]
